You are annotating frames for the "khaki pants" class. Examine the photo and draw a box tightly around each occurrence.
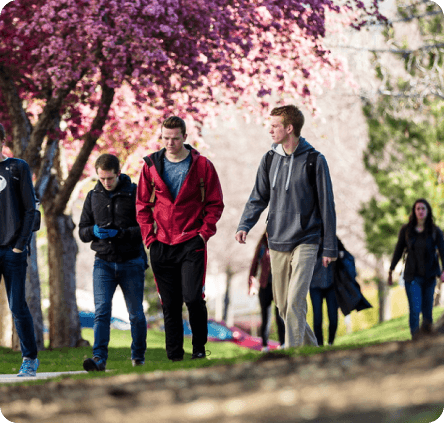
[270,244,319,347]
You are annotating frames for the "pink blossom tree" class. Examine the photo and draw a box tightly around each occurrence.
[0,0,384,348]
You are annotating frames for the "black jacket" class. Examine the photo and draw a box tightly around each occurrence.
[79,174,144,262]
[334,241,372,316]
[0,158,36,250]
[390,224,444,282]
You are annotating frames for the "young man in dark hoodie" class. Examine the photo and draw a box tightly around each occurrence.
[235,105,337,348]
[136,116,224,362]
[0,123,39,376]
[79,154,147,371]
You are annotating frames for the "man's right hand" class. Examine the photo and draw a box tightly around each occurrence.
[235,230,248,244]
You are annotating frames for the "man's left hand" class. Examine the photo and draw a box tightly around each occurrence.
[322,256,337,267]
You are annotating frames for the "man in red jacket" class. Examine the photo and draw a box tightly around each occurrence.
[136,116,224,361]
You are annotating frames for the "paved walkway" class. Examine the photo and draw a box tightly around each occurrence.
[0,371,88,384]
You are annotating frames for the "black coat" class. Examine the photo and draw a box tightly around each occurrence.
[390,224,444,282]
[79,174,144,262]
[334,249,372,316]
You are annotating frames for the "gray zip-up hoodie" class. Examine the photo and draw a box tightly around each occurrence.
[237,137,337,257]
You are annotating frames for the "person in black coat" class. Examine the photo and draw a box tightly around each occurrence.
[389,198,444,338]
[79,154,148,371]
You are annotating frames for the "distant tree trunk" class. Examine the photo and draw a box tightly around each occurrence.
[0,276,13,347]
[26,234,45,350]
[223,264,233,323]
[434,278,442,307]
[376,257,391,323]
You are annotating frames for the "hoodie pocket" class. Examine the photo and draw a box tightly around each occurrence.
[267,212,302,244]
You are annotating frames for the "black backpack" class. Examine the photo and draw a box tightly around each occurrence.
[9,159,41,232]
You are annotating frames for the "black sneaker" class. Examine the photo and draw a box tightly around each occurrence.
[83,356,106,372]
[170,357,183,362]
[191,351,206,360]
[132,359,145,367]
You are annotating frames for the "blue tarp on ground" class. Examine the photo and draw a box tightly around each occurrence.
[79,311,131,330]
[183,319,233,340]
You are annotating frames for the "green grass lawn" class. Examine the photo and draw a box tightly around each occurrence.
[0,328,261,385]
[1,294,443,386]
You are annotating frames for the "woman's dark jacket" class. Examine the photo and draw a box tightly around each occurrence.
[79,174,144,262]
[390,224,444,282]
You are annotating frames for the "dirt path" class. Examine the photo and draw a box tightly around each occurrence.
[1,335,444,423]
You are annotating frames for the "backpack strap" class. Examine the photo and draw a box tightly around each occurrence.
[306,151,319,188]
[265,150,274,175]
[143,154,207,203]
[196,156,206,203]
[143,155,157,203]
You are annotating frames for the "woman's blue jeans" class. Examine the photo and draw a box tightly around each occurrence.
[0,246,38,359]
[92,256,147,362]
[404,276,436,337]
[309,285,338,346]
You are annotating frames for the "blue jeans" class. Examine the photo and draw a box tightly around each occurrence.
[309,285,338,346]
[92,256,147,361]
[404,276,436,337]
[0,246,37,359]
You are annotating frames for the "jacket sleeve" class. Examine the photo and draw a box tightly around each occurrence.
[390,225,407,271]
[316,154,337,259]
[136,162,157,248]
[198,159,224,242]
[14,161,36,251]
[79,191,96,243]
[237,153,270,233]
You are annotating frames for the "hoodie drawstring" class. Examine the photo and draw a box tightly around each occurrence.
[285,154,294,191]
[272,156,282,189]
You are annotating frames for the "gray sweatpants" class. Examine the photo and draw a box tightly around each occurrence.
[270,244,319,348]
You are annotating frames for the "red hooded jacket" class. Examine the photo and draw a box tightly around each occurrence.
[136,146,224,247]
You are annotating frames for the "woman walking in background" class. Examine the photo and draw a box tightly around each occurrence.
[389,199,444,338]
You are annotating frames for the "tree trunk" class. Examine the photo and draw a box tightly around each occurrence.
[26,234,45,350]
[223,265,233,323]
[376,257,391,323]
[45,210,82,348]
[434,278,442,307]
[0,276,13,348]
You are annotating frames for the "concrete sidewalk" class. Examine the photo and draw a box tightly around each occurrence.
[0,371,87,384]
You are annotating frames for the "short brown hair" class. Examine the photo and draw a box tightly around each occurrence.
[270,105,304,137]
[162,116,186,137]
[0,123,5,141]
[95,154,120,174]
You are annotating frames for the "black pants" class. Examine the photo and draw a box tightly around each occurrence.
[259,281,285,347]
[150,236,208,359]
[309,285,338,346]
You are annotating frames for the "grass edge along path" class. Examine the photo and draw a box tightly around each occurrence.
[0,306,443,387]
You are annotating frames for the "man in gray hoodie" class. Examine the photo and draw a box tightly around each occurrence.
[235,105,337,348]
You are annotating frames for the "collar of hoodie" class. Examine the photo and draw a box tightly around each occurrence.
[271,138,313,191]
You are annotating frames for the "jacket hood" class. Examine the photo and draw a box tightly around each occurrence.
[270,137,315,191]
[271,137,314,157]
[94,173,133,194]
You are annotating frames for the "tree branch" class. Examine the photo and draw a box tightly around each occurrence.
[52,80,115,216]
